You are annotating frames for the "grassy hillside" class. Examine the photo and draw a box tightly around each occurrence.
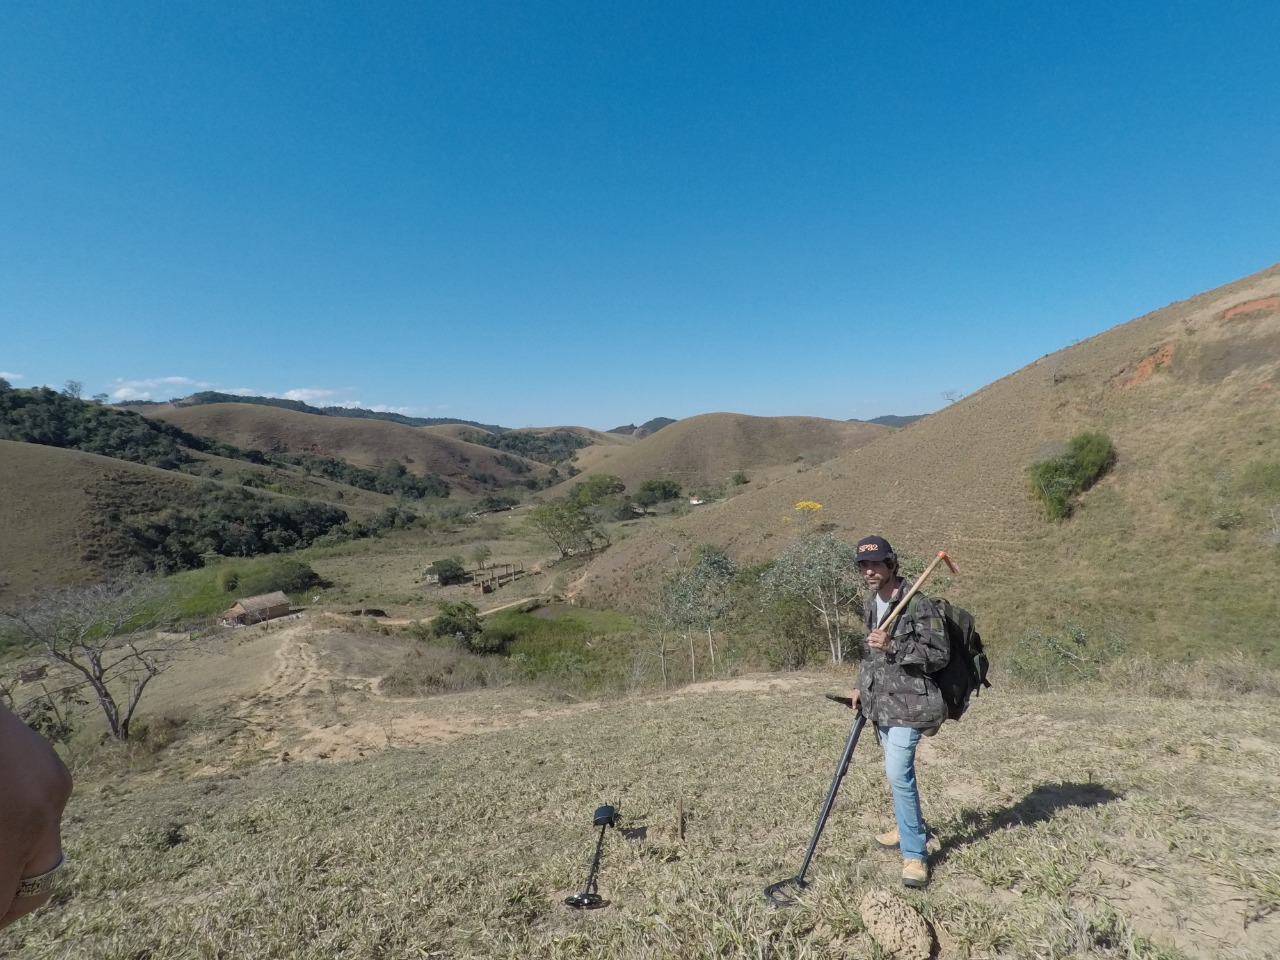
[563,413,890,495]
[575,264,1280,665]
[0,440,403,603]
[0,440,147,599]
[146,402,553,494]
[3,620,1276,959]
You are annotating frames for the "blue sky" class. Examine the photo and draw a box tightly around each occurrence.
[3,2,1278,430]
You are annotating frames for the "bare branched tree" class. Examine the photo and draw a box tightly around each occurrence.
[2,578,191,741]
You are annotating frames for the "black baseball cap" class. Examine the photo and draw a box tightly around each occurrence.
[855,535,896,563]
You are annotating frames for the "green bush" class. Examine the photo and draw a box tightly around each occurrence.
[467,625,517,655]
[237,558,321,596]
[431,600,482,640]
[635,478,682,507]
[429,557,468,585]
[1028,430,1117,520]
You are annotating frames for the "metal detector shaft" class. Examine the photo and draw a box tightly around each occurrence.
[791,710,866,884]
[581,822,608,895]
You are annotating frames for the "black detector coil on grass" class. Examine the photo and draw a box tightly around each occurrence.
[564,805,619,910]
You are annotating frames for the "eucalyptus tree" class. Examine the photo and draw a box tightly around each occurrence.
[760,532,864,663]
[654,545,739,681]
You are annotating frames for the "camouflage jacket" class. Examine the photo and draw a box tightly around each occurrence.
[856,579,951,729]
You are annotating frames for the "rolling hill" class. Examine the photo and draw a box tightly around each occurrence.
[143,402,553,494]
[573,263,1280,664]
[0,439,405,603]
[563,413,891,494]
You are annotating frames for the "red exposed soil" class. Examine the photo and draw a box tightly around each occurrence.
[1222,296,1280,321]
[1115,343,1177,389]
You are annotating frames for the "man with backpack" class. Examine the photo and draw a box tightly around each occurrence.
[847,535,950,889]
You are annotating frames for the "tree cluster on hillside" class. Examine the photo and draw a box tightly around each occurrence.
[0,381,261,469]
[459,428,592,465]
[277,454,450,499]
[125,488,350,573]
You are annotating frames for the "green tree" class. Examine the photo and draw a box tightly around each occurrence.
[571,474,625,506]
[526,501,607,559]
[635,478,682,507]
[662,546,739,677]
[760,532,863,663]
[430,558,469,585]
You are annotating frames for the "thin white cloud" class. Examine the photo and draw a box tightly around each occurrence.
[365,404,428,416]
[280,388,347,405]
[0,371,23,381]
[109,376,210,402]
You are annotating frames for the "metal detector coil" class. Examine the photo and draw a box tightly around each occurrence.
[565,804,620,910]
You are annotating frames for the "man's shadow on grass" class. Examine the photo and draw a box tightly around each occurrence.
[931,781,1120,867]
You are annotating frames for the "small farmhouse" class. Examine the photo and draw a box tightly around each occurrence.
[221,591,292,626]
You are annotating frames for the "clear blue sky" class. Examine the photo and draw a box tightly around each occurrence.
[3,2,1278,430]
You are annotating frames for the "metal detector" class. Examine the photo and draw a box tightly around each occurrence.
[764,697,867,907]
[564,804,619,909]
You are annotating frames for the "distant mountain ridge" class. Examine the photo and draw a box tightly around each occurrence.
[125,392,509,433]
[607,417,676,439]
[854,414,925,428]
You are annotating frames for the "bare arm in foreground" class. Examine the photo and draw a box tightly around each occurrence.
[0,703,73,930]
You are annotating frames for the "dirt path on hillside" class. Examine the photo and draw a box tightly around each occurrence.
[200,608,592,770]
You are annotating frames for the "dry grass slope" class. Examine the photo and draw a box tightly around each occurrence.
[563,413,890,493]
[147,403,552,493]
[575,264,1280,663]
[0,441,227,602]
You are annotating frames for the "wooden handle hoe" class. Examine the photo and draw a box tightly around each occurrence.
[877,550,959,634]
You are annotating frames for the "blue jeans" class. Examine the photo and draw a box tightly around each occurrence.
[876,724,928,862]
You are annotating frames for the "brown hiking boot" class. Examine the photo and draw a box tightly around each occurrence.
[901,858,929,888]
[875,826,900,849]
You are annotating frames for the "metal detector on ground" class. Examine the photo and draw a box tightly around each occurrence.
[764,697,867,907]
[565,805,619,909]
